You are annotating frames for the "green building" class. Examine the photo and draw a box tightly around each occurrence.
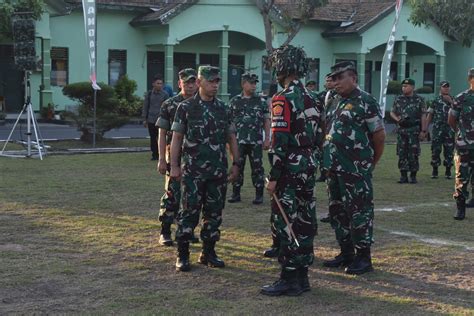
[0,0,472,113]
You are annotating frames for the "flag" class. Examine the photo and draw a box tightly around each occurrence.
[82,0,100,90]
[379,0,403,116]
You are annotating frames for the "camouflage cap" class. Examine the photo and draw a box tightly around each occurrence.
[440,80,450,87]
[329,61,357,78]
[469,68,474,78]
[198,65,221,81]
[178,68,197,82]
[268,45,309,77]
[241,72,259,83]
[305,80,316,86]
[402,78,415,86]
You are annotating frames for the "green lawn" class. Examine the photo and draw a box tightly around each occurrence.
[0,144,473,314]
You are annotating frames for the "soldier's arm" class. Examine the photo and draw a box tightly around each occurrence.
[448,94,461,130]
[268,96,291,182]
[420,98,428,133]
[169,132,184,179]
[263,100,271,150]
[372,129,385,167]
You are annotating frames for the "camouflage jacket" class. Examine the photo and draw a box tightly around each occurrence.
[391,94,426,133]
[229,93,270,144]
[323,88,384,175]
[427,95,453,133]
[268,80,325,181]
[156,93,187,145]
[171,93,235,178]
[324,90,341,135]
[450,89,474,150]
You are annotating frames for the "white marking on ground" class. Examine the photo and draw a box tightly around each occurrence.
[387,230,474,251]
[377,207,405,212]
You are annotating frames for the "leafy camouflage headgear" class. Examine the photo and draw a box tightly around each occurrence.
[178,68,197,82]
[198,65,221,81]
[268,45,309,77]
[241,72,259,83]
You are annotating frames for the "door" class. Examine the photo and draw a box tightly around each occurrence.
[147,51,164,91]
[0,45,24,112]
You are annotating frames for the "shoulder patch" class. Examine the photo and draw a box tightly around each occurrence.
[271,95,290,132]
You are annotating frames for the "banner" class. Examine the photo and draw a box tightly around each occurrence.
[379,0,403,116]
[82,0,100,90]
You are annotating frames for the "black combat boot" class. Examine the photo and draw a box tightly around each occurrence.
[431,166,438,179]
[410,171,417,184]
[227,187,241,203]
[445,167,452,179]
[159,223,173,246]
[398,171,408,183]
[260,269,303,296]
[199,241,225,268]
[175,241,191,272]
[298,267,310,292]
[252,187,264,205]
[323,241,355,268]
[320,213,331,223]
[190,231,200,243]
[454,200,466,220]
[345,247,374,275]
[263,235,280,258]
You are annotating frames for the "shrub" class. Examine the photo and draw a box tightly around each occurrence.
[416,86,434,94]
[114,75,143,117]
[387,80,402,95]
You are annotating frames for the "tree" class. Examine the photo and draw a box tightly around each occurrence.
[0,0,44,40]
[408,0,474,47]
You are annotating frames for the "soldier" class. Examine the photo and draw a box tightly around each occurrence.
[305,80,317,92]
[448,68,474,220]
[170,66,240,272]
[156,68,198,246]
[260,45,324,296]
[390,78,427,184]
[228,73,271,204]
[425,81,455,179]
[322,61,385,275]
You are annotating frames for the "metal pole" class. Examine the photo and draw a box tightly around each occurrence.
[93,89,97,147]
[25,72,32,157]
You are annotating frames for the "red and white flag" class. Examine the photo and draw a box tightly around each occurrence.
[82,0,100,90]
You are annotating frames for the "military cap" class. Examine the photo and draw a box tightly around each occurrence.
[325,72,333,79]
[305,80,316,87]
[402,78,415,86]
[241,72,259,83]
[198,65,221,81]
[178,68,197,82]
[268,45,309,77]
[329,61,357,77]
[440,80,450,87]
[468,68,474,77]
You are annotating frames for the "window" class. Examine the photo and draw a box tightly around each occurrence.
[108,49,126,86]
[375,61,398,81]
[305,58,320,91]
[199,54,219,67]
[423,63,435,91]
[51,47,68,87]
[174,52,196,90]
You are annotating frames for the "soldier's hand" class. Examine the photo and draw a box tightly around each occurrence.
[419,131,427,141]
[170,165,181,181]
[228,165,239,183]
[157,158,167,175]
[442,95,453,104]
[266,180,277,195]
[143,121,148,128]
[263,138,271,151]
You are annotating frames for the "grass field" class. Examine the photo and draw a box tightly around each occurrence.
[0,144,473,315]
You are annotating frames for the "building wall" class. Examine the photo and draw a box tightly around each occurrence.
[446,42,474,95]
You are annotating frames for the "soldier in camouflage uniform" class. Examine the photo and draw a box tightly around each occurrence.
[390,78,427,184]
[228,73,271,205]
[170,66,240,271]
[448,68,474,220]
[156,68,198,246]
[425,81,455,179]
[322,61,385,275]
[260,45,324,296]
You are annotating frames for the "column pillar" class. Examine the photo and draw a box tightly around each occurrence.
[436,53,445,95]
[164,44,174,87]
[40,37,53,109]
[397,36,407,82]
[357,53,366,90]
[218,25,230,103]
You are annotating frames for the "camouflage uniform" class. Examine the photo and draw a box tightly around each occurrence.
[229,92,270,190]
[391,94,426,172]
[428,95,455,168]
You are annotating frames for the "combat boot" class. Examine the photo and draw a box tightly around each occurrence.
[410,172,417,184]
[298,267,311,292]
[190,232,200,244]
[159,223,173,247]
[397,171,408,184]
[431,166,438,179]
[445,167,452,179]
[260,269,303,296]
[454,200,466,220]
[323,241,355,268]
[252,187,264,205]
[227,187,241,203]
[320,213,331,223]
[199,241,225,268]
[345,247,373,275]
[263,235,280,258]
[175,241,191,272]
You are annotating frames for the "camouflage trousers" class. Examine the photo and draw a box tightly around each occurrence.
[235,144,264,189]
[271,170,317,271]
[397,131,421,172]
[159,172,180,225]
[453,149,474,202]
[175,175,227,242]
[431,128,455,168]
[327,172,374,249]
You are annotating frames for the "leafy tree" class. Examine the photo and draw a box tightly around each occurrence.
[408,0,474,47]
[0,0,44,40]
[114,75,143,117]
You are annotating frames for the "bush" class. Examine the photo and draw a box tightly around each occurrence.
[416,86,434,94]
[114,75,143,117]
[387,81,402,95]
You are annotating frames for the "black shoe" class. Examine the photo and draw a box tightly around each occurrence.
[298,267,310,292]
[323,242,355,268]
[263,246,279,258]
[445,167,452,179]
[345,248,373,275]
[454,200,466,220]
[431,166,438,179]
[151,155,158,161]
[199,241,225,268]
[410,172,417,184]
[190,233,200,244]
[252,187,264,205]
[397,171,408,184]
[320,214,331,223]
[466,198,474,208]
[260,270,303,296]
[159,233,173,246]
[228,187,241,203]
[176,242,191,272]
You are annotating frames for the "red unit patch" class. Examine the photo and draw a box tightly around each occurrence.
[271,95,290,132]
